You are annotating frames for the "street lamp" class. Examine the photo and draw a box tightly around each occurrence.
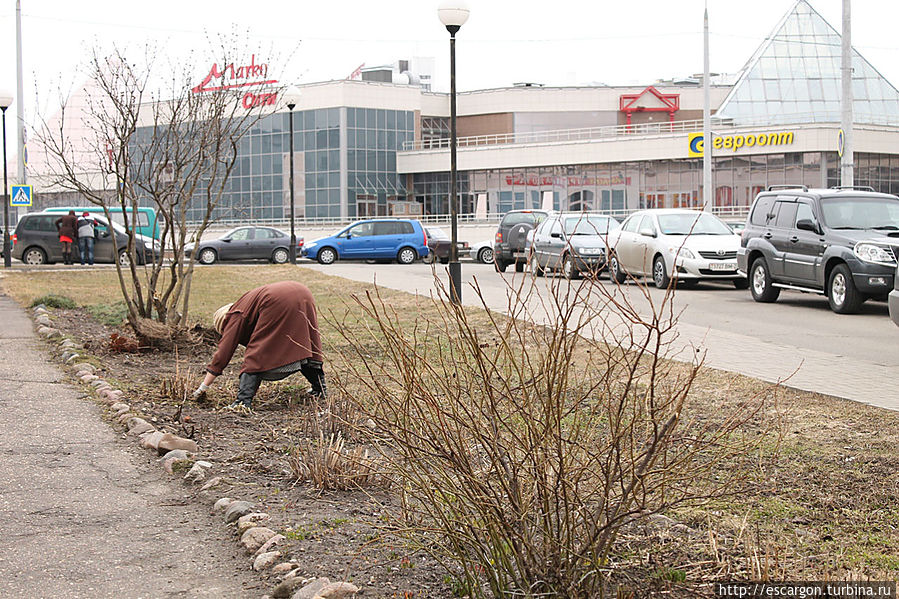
[283,86,302,264]
[438,1,469,304]
[0,91,13,269]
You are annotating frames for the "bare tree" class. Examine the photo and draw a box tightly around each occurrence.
[329,272,780,598]
[38,41,273,342]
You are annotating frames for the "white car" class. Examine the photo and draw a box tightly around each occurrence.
[607,209,748,289]
[469,240,495,264]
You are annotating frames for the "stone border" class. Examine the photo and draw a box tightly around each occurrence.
[31,304,361,599]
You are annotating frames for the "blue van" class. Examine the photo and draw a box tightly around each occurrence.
[302,219,429,264]
[43,206,163,240]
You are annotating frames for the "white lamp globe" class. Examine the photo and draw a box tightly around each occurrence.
[282,86,301,110]
[438,1,470,28]
[0,92,13,110]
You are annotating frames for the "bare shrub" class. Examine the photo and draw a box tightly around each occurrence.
[328,271,777,598]
[287,432,379,491]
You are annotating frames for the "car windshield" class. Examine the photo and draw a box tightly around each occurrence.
[657,213,733,235]
[820,197,899,229]
[427,228,450,240]
[563,215,618,235]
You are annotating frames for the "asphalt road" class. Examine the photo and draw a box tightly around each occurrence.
[298,261,899,410]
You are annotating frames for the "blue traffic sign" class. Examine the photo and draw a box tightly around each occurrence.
[10,185,32,207]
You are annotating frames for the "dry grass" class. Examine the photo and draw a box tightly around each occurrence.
[287,432,380,491]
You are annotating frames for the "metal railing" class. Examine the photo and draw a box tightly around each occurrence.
[187,206,750,232]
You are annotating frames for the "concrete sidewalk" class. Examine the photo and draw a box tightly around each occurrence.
[0,293,258,598]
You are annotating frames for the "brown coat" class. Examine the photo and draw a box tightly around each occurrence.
[55,214,78,241]
[207,281,323,376]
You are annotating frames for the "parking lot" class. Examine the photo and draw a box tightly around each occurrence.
[297,260,899,410]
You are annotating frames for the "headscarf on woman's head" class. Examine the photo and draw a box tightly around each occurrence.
[213,303,234,334]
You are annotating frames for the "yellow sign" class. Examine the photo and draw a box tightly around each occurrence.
[689,131,795,156]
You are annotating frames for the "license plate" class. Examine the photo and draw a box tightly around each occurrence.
[709,262,736,271]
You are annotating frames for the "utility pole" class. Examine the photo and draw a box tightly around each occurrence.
[702,4,712,211]
[15,0,26,222]
[840,0,854,186]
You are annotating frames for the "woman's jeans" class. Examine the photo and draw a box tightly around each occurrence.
[236,361,326,407]
[78,237,95,265]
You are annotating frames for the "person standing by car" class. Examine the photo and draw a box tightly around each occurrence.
[54,210,78,265]
[192,281,327,411]
[76,211,99,266]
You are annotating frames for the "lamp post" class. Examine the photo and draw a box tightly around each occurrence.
[438,1,469,305]
[283,87,302,264]
[0,92,13,268]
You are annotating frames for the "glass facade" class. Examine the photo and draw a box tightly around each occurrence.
[716,0,899,126]
[346,108,415,218]
[420,153,899,214]
[134,107,415,221]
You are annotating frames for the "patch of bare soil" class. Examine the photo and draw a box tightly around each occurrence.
[54,307,454,599]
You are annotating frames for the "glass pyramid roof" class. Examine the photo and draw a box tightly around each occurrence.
[715,0,899,126]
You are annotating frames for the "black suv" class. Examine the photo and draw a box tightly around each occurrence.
[493,210,549,272]
[737,186,899,314]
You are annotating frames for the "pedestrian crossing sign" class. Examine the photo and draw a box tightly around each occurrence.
[10,185,32,207]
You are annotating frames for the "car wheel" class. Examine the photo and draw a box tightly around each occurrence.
[609,254,627,284]
[23,247,47,265]
[396,247,417,265]
[732,278,749,290]
[317,247,337,265]
[118,249,136,267]
[477,247,494,264]
[749,257,780,303]
[494,258,508,273]
[271,248,289,264]
[199,248,217,265]
[423,251,436,264]
[529,254,544,277]
[652,255,670,289]
[514,260,525,273]
[562,254,581,280]
[439,256,449,265]
[828,263,863,314]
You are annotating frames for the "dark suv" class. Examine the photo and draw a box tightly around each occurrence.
[737,186,899,314]
[493,210,549,272]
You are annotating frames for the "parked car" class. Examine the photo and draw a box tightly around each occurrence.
[469,240,494,264]
[11,212,161,265]
[529,213,620,279]
[607,209,746,289]
[494,210,550,272]
[185,226,300,265]
[725,220,747,234]
[302,219,429,264]
[423,227,469,264]
[738,185,899,314]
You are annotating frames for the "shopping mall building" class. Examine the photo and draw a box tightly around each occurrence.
[32,0,899,222]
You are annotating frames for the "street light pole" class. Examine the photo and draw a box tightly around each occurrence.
[438,1,470,305]
[1,93,14,269]
[283,87,302,264]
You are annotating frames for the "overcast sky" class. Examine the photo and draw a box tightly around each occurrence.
[1,0,898,166]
